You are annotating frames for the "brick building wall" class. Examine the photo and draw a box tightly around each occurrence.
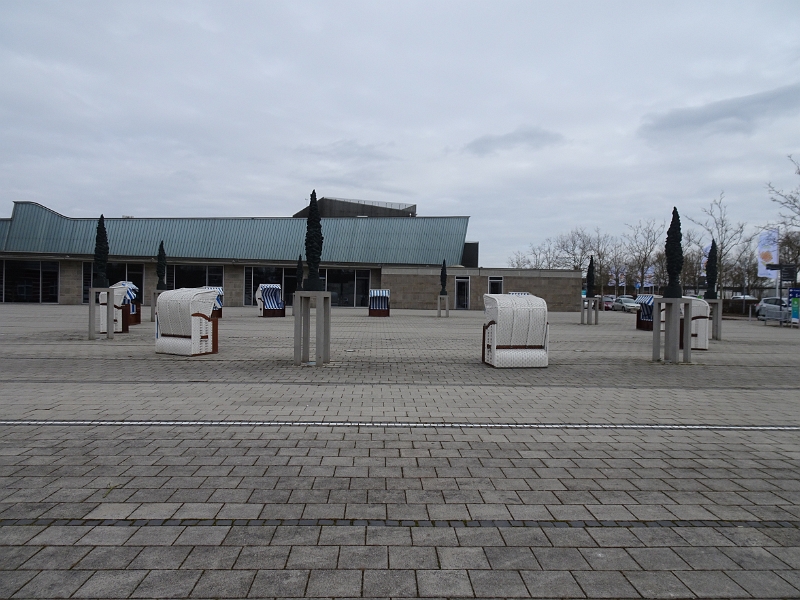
[381,267,582,311]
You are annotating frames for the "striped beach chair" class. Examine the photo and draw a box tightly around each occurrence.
[368,289,390,317]
[156,288,219,356]
[635,294,654,331]
[256,283,285,317]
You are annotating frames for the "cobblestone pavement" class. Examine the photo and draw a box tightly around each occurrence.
[1,304,799,598]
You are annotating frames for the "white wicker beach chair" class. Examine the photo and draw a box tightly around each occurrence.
[155,288,219,356]
[98,282,137,333]
[482,294,549,368]
[203,286,224,317]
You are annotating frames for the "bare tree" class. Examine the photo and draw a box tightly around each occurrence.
[623,218,663,293]
[767,155,800,228]
[528,238,561,269]
[680,229,705,295]
[554,227,592,271]
[587,228,614,295]
[606,240,628,296]
[507,250,532,269]
[688,193,746,293]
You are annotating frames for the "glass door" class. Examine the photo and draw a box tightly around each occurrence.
[455,277,470,309]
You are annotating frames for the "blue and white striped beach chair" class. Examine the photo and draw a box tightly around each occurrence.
[635,294,654,331]
[368,289,390,317]
[256,283,285,317]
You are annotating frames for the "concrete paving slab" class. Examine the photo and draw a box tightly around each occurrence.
[1,305,799,598]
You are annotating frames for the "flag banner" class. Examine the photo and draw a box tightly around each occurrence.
[701,244,711,277]
[757,230,779,279]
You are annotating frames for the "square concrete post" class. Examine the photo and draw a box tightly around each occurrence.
[594,297,600,324]
[580,298,586,324]
[302,296,310,364]
[682,299,692,364]
[151,290,165,322]
[323,294,331,364]
[654,297,691,363]
[88,289,96,340]
[706,299,722,340]
[293,293,303,365]
[107,291,115,340]
[652,302,661,361]
[88,287,114,340]
[437,295,449,317]
[294,291,331,367]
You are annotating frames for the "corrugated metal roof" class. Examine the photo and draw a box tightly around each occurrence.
[0,219,10,248]
[1,202,469,266]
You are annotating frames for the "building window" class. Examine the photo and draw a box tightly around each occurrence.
[166,265,224,290]
[326,269,355,307]
[3,260,59,303]
[82,262,144,303]
[488,276,503,295]
[244,267,283,306]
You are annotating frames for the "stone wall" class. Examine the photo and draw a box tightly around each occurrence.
[224,265,244,308]
[58,261,84,305]
[382,267,582,311]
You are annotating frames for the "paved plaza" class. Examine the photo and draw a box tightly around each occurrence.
[1,304,799,599]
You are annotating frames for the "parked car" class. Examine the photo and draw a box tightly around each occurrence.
[602,295,615,310]
[730,294,757,301]
[612,297,639,312]
[755,297,788,320]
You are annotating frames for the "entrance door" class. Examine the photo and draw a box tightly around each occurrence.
[455,277,470,309]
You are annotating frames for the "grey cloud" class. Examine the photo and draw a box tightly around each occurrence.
[297,139,397,162]
[639,83,800,139]
[463,126,563,156]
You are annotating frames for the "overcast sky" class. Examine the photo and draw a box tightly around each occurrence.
[2,1,799,266]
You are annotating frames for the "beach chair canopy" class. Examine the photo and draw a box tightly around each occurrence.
[111,281,138,304]
[157,288,218,337]
[257,283,284,309]
[203,286,224,309]
[369,289,390,310]
[484,294,548,347]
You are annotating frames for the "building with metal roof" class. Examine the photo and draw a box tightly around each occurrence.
[0,200,580,310]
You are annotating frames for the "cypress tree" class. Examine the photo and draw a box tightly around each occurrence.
[94,215,109,287]
[156,241,168,290]
[663,207,684,298]
[295,255,304,291]
[586,256,595,298]
[705,239,718,300]
[304,190,324,290]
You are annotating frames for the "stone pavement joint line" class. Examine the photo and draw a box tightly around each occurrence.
[3,518,799,528]
[2,419,800,430]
